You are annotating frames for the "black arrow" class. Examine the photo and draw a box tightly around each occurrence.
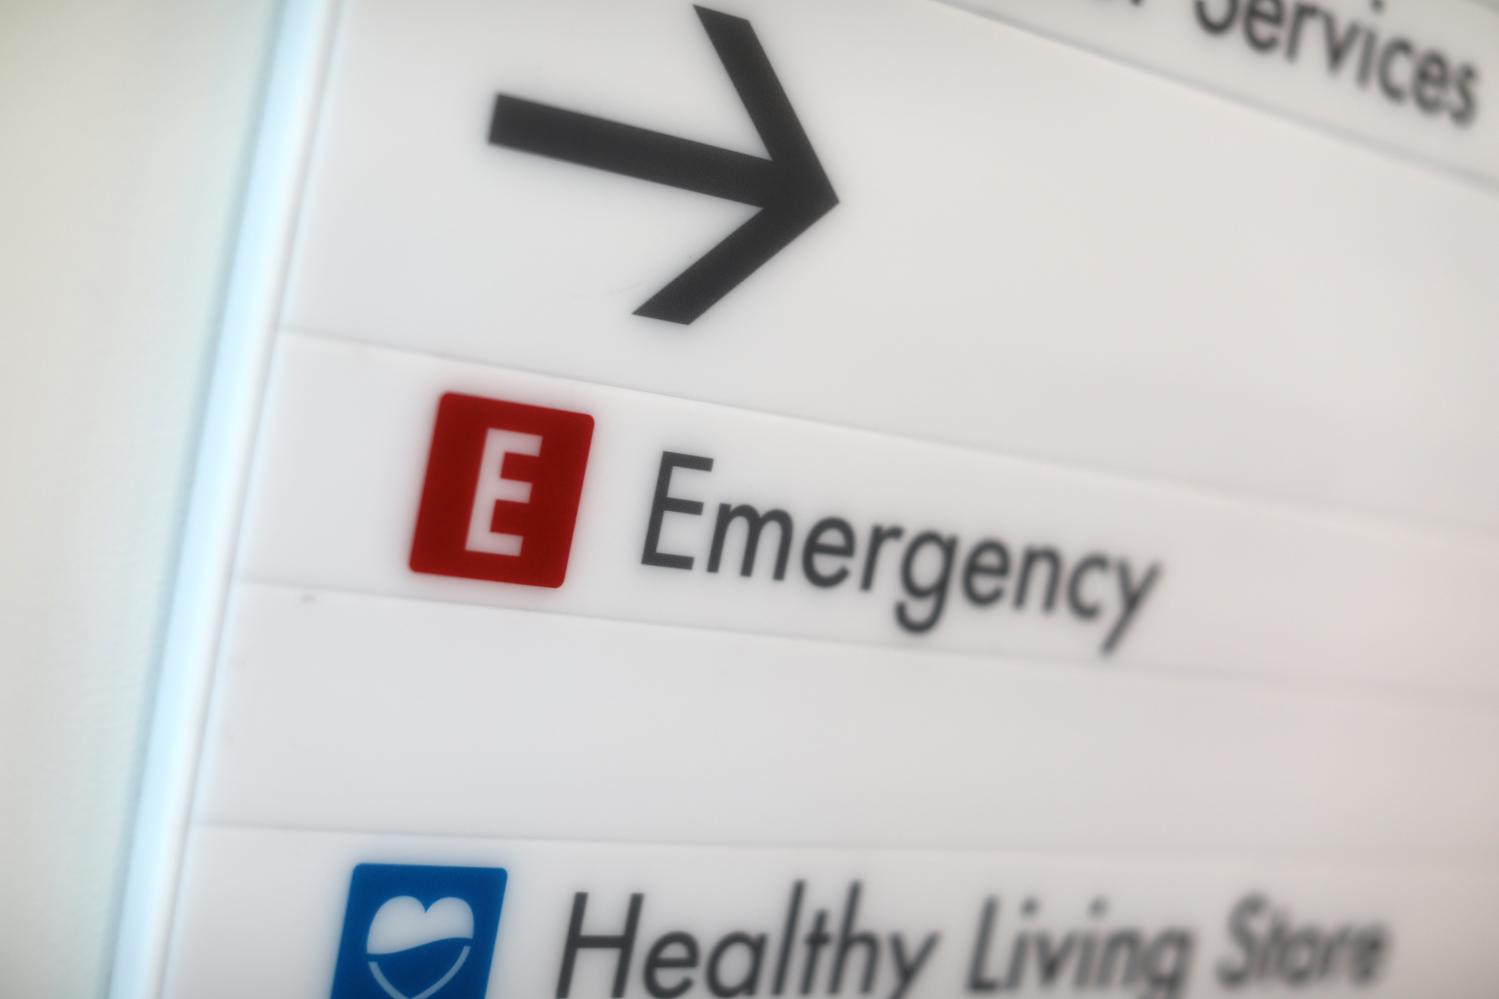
[488,6,837,325]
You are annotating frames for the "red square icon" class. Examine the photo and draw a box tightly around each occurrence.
[410,393,594,588]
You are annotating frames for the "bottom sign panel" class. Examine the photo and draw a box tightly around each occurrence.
[163,827,1499,998]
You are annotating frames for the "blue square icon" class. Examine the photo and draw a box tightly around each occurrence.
[330,863,507,999]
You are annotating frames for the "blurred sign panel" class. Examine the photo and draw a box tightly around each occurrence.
[117,1,1499,997]
[282,0,1499,529]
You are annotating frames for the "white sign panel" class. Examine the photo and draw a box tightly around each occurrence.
[111,2,1499,998]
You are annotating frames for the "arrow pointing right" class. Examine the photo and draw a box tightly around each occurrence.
[488,6,838,325]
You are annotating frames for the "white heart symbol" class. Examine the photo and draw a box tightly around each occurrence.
[365,896,475,999]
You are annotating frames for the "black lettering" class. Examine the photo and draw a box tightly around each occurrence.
[644,933,700,999]
[803,517,856,588]
[1351,926,1388,983]
[967,898,1001,993]
[889,934,939,999]
[1195,0,1239,35]
[896,532,956,634]
[962,540,1010,606]
[1357,22,1380,87]
[709,504,793,580]
[1377,38,1413,101]
[802,911,832,995]
[1414,51,1451,113]
[1014,546,1062,613]
[1097,931,1142,989]
[1285,4,1320,60]
[1034,931,1076,985]
[642,452,712,570]
[1281,928,1320,984]
[831,883,879,994]
[1065,554,1109,620]
[1217,895,1263,986]
[707,933,765,998]
[861,524,903,591]
[772,882,805,995]
[1451,64,1478,125]
[1102,561,1161,654]
[1143,931,1195,999]
[1315,927,1354,982]
[1244,0,1285,52]
[1324,16,1362,74]
[557,893,642,999]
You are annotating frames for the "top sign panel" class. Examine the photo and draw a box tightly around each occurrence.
[940,0,1499,183]
[281,0,1499,531]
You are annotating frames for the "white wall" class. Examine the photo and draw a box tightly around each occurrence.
[0,3,277,995]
